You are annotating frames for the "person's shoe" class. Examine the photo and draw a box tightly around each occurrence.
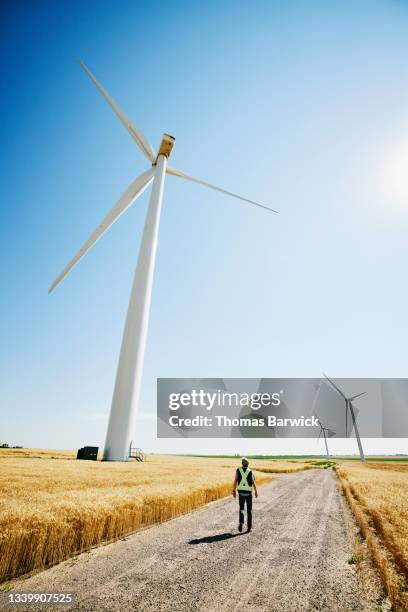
[247,527,252,533]
[238,523,243,532]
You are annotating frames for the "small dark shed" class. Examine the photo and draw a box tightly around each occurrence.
[76,446,98,461]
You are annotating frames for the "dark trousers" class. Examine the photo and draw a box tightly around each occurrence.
[238,493,252,529]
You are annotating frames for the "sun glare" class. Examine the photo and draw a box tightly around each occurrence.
[381,142,408,204]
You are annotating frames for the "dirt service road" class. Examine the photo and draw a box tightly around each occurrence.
[8,469,375,611]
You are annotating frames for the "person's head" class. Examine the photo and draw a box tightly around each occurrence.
[241,457,249,468]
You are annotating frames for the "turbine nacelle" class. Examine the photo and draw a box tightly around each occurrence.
[154,133,176,164]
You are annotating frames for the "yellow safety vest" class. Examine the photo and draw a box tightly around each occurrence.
[237,467,252,492]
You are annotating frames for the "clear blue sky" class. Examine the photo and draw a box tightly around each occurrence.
[1,0,408,454]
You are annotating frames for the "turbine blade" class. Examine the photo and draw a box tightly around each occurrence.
[48,168,154,293]
[349,392,366,401]
[323,373,347,400]
[80,61,156,162]
[166,165,278,214]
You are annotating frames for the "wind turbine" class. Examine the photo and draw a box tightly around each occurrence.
[49,62,278,461]
[323,374,366,463]
[317,419,334,457]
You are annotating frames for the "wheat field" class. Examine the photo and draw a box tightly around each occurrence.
[0,451,315,583]
[336,462,408,611]
[0,448,78,460]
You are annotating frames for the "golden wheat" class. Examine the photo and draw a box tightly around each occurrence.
[0,448,77,460]
[0,452,314,583]
[336,462,408,611]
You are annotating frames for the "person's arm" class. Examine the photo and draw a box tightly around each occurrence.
[253,476,258,498]
[233,471,238,497]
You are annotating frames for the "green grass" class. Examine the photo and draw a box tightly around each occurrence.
[304,459,337,468]
[347,554,364,565]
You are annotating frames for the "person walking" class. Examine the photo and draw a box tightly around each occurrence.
[232,457,258,532]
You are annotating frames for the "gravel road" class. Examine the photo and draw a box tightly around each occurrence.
[6,469,376,612]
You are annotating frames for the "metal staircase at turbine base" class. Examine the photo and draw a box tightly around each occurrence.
[128,443,146,462]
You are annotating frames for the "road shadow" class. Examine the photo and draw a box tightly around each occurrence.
[188,532,242,545]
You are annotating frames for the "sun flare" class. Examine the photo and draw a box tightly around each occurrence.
[381,142,408,204]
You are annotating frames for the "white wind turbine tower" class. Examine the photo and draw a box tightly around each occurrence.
[323,374,366,463]
[49,62,278,461]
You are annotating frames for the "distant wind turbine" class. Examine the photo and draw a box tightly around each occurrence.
[323,374,366,463]
[49,61,278,461]
[317,419,335,457]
